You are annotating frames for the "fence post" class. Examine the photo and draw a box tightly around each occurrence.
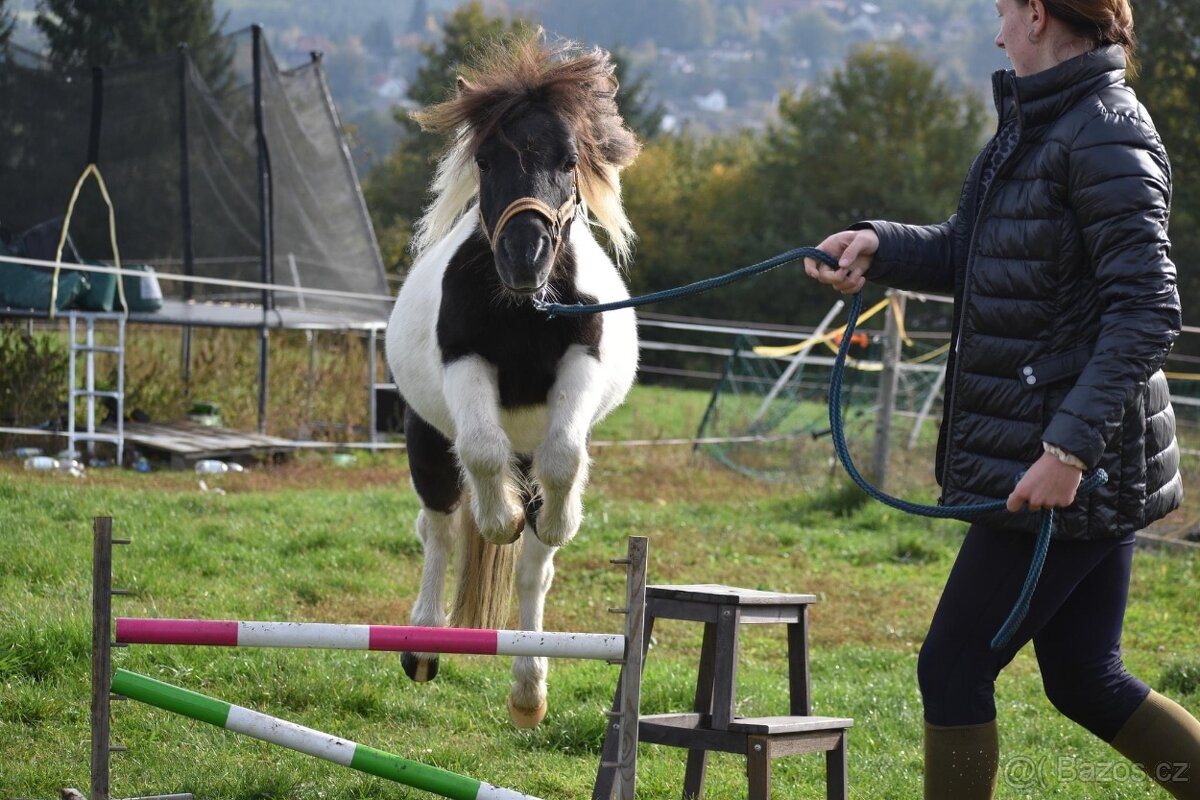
[872,292,904,488]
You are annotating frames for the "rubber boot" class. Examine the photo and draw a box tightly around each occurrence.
[1109,690,1200,799]
[924,720,999,800]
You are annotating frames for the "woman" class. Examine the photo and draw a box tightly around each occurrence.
[805,1,1200,797]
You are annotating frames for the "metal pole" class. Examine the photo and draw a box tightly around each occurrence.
[68,313,77,460]
[748,299,844,428]
[252,24,273,434]
[872,292,904,488]
[368,331,378,445]
[86,316,96,459]
[178,43,196,390]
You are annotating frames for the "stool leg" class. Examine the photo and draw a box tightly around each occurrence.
[787,610,811,716]
[747,735,771,800]
[682,621,719,798]
[825,732,848,800]
[710,606,741,729]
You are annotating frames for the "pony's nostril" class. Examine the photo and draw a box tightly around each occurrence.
[499,233,515,262]
[534,233,551,263]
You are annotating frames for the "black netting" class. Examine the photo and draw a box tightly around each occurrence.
[0,27,389,323]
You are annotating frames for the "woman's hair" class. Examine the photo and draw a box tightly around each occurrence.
[1024,0,1137,74]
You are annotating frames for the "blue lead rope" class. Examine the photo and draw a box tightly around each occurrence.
[830,292,1107,651]
[537,246,1107,651]
[534,246,837,317]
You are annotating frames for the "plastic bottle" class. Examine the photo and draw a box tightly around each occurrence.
[24,456,60,471]
[195,460,245,475]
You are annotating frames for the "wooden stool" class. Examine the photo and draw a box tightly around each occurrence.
[594,584,852,799]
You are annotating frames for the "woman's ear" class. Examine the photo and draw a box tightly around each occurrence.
[1027,0,1048,36]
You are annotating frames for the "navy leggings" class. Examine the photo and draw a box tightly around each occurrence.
[918,523,1150,741]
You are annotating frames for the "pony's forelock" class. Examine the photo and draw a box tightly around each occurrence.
[410,34,640,264]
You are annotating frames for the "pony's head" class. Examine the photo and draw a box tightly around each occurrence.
[411,34,641,295]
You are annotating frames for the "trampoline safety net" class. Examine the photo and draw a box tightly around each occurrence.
[0,27,390,323]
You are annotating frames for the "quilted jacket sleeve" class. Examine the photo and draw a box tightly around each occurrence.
[854,218,957,293]
[1042,108,1181,467]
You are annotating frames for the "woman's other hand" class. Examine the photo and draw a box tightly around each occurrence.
[1006,451,1083,513]
[804,229,879,294]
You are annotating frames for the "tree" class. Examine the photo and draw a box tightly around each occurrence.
[610,48,667,142]
[35,0,225,67]
[362,17,395,60]
[1133,1,1200,336]
[364,2,530,274]
[0,0,14,50]
[753,44,986,322]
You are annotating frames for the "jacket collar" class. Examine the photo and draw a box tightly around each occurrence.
[991,44,1126,128]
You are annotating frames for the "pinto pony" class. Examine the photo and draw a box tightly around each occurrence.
[384,37,640,727]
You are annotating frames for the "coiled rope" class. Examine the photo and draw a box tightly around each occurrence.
[538,246,1107,651]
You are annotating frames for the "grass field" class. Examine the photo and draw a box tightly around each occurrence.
[2,384,1198,799]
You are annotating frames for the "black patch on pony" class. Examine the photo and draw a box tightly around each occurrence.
[405,406,544,530]
[437,229,603,410]
[404,407,463,514]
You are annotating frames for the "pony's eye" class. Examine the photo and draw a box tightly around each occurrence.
[562,155,578,173]
[476,156,490,173]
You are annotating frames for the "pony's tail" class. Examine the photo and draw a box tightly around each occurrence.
[449,503,518,630]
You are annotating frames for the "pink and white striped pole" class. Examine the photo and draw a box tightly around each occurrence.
[115,618,624,661]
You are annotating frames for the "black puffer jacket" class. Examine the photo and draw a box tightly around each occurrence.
[862,46,1182,540]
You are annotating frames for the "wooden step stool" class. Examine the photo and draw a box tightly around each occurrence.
[594,584,852,799]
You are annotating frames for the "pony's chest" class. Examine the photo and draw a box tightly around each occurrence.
[439,312,592,408]
[436,238,601,409]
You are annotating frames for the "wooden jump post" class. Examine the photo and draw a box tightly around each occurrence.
[92,516,648,800]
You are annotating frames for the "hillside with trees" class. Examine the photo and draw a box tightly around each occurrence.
[5,0,1198,332]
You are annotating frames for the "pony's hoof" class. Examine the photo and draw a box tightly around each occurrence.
[402,651,439,682]
[508,696,548,728]
[531,518,576,548]
[479,510,524,545]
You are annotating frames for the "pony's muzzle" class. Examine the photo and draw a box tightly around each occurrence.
[496,217,554,293]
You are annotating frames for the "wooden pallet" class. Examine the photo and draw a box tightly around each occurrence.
[108,421,298,467]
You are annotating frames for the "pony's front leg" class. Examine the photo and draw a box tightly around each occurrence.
[444,356,524,544]
[508,530,557,728]
[533,346,604,547]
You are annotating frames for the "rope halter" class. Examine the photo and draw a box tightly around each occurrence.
[479,172,581,260]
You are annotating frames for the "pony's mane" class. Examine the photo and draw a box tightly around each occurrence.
[411,34,641,265]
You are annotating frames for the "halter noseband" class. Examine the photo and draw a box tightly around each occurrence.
[479,173,582,258]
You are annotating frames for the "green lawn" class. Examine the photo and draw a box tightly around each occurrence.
[2,384,1198,799]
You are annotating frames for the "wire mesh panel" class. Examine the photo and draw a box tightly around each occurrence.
[696,331,948,482]
[0,27,389,324]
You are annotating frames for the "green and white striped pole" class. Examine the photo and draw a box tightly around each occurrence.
[111,669,541,800]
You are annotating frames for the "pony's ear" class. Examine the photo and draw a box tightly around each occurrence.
[456,76,473,95]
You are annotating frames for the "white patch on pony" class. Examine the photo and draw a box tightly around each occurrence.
[569,222,639,422]
[408,507,455,660]
[385,208,478,437]
[443,355,524,544]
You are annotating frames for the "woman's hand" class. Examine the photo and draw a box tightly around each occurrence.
[1006,451,1083,513]
[804,229,879,294]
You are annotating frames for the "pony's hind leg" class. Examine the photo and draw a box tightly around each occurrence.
[403,408,463,683]
[508,526,557,728]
